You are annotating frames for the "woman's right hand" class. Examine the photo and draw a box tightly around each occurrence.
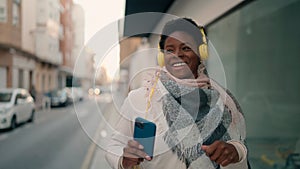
[122,140,152,168]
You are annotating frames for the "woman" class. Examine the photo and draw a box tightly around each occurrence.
[106,18,249,169]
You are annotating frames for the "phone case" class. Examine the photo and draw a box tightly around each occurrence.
[133,117,157,157]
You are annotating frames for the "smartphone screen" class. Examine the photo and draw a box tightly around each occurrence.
[133,117,156,158]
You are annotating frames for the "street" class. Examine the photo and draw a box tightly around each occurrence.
[0,98,110,169]
[0,94,299,169]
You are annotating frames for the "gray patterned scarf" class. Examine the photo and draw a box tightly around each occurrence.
[160,71,245,169]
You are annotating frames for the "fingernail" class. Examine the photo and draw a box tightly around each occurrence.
[138,144,144,149]
[145,155,151,161]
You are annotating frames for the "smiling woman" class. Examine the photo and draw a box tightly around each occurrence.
[106,17,249,169]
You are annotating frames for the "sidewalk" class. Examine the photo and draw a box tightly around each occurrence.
[88,100,122,169]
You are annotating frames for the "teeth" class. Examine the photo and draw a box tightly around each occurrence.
[173,62,186,67]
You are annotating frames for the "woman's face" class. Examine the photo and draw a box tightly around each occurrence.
[164,31,200,79]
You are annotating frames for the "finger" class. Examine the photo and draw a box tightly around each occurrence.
[123,156,140,163]
[124,144,150,161]
[123,147,139,159]
[215,149,230,165]
[220,159,231,167]
[202,141,221,156]
[122,157,141,168]
[128,140,152,161]
[220,143,239,164]
[210,144,226,162]
[123,146,147,159]
[123,146,142,158]
[128,140,144,149]
[216,144,239,165]
[197,83,210,88]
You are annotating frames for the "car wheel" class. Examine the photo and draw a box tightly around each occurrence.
[28,110,35,123]
[10,116,17,130]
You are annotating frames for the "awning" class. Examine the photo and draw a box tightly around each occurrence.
[124,0,175,37]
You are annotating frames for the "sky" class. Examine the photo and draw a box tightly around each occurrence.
[73,0,126,80]
[73,0,125,43]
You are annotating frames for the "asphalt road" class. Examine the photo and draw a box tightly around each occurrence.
[0,98,107,169]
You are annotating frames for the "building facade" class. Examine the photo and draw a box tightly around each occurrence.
[0,0,62,94]
[33,0,62,93]
[71,3,89,89]
[59,0,74,88]
[0,0,39,91]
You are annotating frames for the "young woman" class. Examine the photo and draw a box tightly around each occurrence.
[106,18,249,169]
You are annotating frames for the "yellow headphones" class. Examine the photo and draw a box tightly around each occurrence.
[157,27,208,67]
[199,28,208,60]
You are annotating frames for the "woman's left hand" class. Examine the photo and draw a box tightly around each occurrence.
[201,140,239,167]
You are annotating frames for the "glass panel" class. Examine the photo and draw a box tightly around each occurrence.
[207,0,300,168]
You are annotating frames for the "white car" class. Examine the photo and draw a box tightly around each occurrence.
[0,88,35,130]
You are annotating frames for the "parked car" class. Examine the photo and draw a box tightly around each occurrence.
[46,89,69,107]
[64,87,84,103]
[72,87,84,101]
[0,88,35,130]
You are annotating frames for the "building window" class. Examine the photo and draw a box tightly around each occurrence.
[12,0,20,26]
[48,74,51,89]
[18,69,23,88]
[0,0,7,23]
[42,74,45,92]
[0,66,7,88]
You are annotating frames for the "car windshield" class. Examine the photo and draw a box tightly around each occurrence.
[49,91,59,97]
[49,90,66,97]
[0,92,12,102]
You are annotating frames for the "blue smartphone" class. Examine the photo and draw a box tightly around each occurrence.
[133,117,156,158]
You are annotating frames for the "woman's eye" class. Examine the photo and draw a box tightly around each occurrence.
[182,46,191,51]
[165,49,174,54]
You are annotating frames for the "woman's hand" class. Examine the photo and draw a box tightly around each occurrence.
[122,140,152,169]
[201,140,239,167]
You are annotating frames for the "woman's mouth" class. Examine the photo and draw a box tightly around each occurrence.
[172,62,187,67]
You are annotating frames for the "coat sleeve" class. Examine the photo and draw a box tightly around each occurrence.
[105,98,135,169]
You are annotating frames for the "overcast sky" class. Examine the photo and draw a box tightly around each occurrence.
[73,0,126,80]
[73,0,125,43]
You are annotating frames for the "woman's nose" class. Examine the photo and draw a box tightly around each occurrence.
[175,48,184,57]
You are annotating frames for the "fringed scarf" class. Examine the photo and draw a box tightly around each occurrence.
[160,65,246,169]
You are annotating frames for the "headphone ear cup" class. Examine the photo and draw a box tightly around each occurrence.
[157,52,165,67]
[199,44,208,60]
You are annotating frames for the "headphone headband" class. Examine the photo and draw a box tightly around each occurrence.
[200,28,207,45]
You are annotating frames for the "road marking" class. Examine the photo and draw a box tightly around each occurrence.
[80,122,102,169]
[77,110,89,118]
